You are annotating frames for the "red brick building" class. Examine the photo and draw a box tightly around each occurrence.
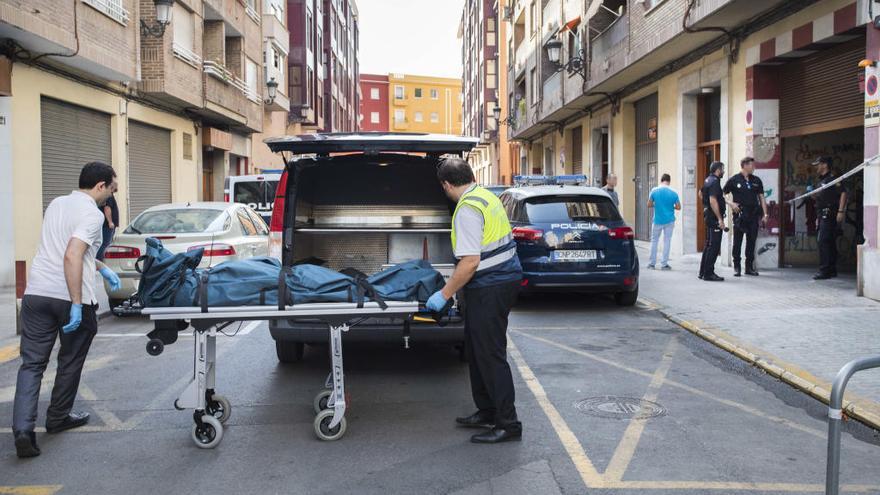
[359,74,389,132]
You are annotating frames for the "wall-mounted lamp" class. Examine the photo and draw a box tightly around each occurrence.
[545,38,587,81]
[493,105,516,127]
[265,77,279,105]
[141,0,173,38]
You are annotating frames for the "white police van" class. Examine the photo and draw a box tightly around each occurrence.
[223,172,282,226]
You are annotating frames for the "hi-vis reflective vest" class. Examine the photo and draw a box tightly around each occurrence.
[450,186,521,284]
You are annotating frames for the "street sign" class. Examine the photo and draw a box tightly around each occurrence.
[864,66,880,127]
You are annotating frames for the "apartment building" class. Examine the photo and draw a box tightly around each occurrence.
[287,0,360,134]
[460,0,518,186]
[504,0,880,300]
[388,73,462,135]
[359,73,389,132]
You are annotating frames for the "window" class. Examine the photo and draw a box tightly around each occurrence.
[371,112,380,123]
[530,68,538,104]
[246,208,269,235]
[529,1,536,36]
[430,112,439,123]
[306,10,313,53]
[172,4,199,65]
[266,0,284,22]
[82,0,129,25]
[394,85,405,99]
[394,109,405,123]
[524,196,621,223]
[237,209,259,235]
[430,88,439,100]
[370,87,380,100]
[414,88,423,98]
[245,58,259,101]
[414,111,423,122]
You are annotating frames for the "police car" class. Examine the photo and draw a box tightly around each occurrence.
[499,175,639,306]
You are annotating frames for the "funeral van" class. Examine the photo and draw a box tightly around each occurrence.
[264,133,479,363]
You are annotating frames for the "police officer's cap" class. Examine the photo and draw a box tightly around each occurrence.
[709,161,725,174]
[811,156,832,167]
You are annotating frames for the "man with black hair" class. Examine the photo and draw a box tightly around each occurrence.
[12,162,122,458]
[699,161,727,282]
[723,157,769,277]
[426,157,523,444]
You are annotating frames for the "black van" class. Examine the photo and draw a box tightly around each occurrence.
[264,133,479,362]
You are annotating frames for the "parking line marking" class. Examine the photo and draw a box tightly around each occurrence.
[602,480,880,492]
[603,337,677,483]
[0,344,19,364]
[0,355,116,403]
[513,330,826,439]
[0,486,63,495]
[508,339,606,489]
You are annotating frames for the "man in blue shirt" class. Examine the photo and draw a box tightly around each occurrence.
[646,174,681,269]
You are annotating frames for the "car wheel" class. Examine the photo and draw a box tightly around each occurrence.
[109,298,127,309]
[614,287,639,306]
[275,340,305,363]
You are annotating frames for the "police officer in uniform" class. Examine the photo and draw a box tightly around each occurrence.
[812,156,848,280]
[426,158,523,443]
[723,157,769,277]
[699,161,726,281]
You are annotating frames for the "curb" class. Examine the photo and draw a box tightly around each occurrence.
[648,299,880,431]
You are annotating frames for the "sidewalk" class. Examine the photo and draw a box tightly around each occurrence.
[635,242,880,427]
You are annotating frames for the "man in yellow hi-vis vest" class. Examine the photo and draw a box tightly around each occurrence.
[426,157,523,444]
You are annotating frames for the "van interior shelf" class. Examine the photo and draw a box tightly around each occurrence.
[294,227,452,233]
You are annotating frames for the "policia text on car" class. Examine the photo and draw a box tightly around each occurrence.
[426,158,524,444]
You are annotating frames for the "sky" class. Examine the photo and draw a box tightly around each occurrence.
[357,0,466,79]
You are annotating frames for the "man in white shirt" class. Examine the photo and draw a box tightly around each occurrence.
[13,162,121,458]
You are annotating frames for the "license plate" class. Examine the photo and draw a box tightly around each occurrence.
[554,250,597,261]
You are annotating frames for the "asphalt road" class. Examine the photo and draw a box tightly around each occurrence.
[1,294,879,494]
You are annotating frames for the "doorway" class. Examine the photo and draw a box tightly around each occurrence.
[696,91,721,251]
[634,94,658,240]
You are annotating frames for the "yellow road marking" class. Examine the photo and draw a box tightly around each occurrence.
[512,329,826,439]
[508,340,606,489]
[0,486,63,495]
[603,337,677,482]
[603,480,880,492]
[0,344,19,364]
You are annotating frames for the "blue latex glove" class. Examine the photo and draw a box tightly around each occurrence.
[62,304,83,334]
[100,266,122,291]
[426,291,449,313]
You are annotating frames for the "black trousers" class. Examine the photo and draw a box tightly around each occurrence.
[818,216,839,275]
[463,279,521,429]
[732,216,759,268]
[13,295,98,432]
[699,218,723,278]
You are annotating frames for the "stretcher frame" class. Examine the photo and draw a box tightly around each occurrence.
[142,301,420,448]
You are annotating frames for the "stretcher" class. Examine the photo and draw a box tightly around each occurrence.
[142,301,421,449]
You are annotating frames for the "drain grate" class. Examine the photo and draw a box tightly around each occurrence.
[574,396,666,419]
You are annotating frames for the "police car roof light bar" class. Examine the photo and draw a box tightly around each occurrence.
[554,174,588,186]
[513,175,551,186]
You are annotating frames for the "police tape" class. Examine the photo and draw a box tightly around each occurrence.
[788,154,880,203]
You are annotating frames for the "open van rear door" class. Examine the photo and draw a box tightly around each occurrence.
[264,133,479,156]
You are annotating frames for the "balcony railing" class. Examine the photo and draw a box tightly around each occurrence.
[172,42,203,68]
[82,0,129,26]
[204,61,262,104]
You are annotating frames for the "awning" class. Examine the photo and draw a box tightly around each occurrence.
[560,16,581,33]
[586,0,623,20]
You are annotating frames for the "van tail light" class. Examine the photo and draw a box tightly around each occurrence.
[512,227,544,241]
[608,227,635,240]
[624,276,637,286]
[188,243,236,257]
[103,246,141,259]
[224,192,230,202]
[268,171,288,259]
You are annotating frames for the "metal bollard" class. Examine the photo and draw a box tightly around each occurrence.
[825,356,880,495]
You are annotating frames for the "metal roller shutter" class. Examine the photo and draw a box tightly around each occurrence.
[780,37,865,134]
[40,98,112,212]
[128,121,172,219]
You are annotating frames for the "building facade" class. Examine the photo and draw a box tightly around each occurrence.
[359,73,389,131]
[388,73,463,135]
[504,0,880,300]
[460,0,519,186]
[286,0,360,134]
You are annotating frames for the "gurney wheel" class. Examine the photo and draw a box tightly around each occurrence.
[191,415,223,449]
[146,339,164,356]
[314,409,346,441]
[207,394,231,424]
[313,390,332,413]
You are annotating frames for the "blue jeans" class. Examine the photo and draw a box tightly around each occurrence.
[96,226,115,261]
[649,222,674,266]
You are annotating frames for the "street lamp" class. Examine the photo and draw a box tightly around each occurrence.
[493,104,516,127]
[265,77,279,105]
[544,37,587,81]
[141,0,174,38]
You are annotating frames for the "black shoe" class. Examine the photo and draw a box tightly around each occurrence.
[698,274,704,280]
[14,430,40,458]
[470,426,522,444]
[46,411,90,434]
[734,264,741,277]
[704,274,725,282]
[745,268,759,276]
[455,411,494,429]
[813,272,833,280]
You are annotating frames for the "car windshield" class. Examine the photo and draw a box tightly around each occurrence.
[525,195,621,223]
[126,209,226,234]
[234,180,278,212]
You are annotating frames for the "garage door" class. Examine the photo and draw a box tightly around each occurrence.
[40,97,112,212]
[128,121,171,219]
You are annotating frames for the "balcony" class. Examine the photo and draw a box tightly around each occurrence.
[262,13,289,55]
[203,61,263,133]
[392,96,409,107]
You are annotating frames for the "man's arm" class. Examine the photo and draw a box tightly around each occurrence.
[441,256,480,299]
[709,196,726,230]
[674,201,682,211]
[759,193,769,224]
[837,191,848,222]
[103,205,114,229]
[64,238,89,305]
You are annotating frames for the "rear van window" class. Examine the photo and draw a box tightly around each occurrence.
[525,195,621,223]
